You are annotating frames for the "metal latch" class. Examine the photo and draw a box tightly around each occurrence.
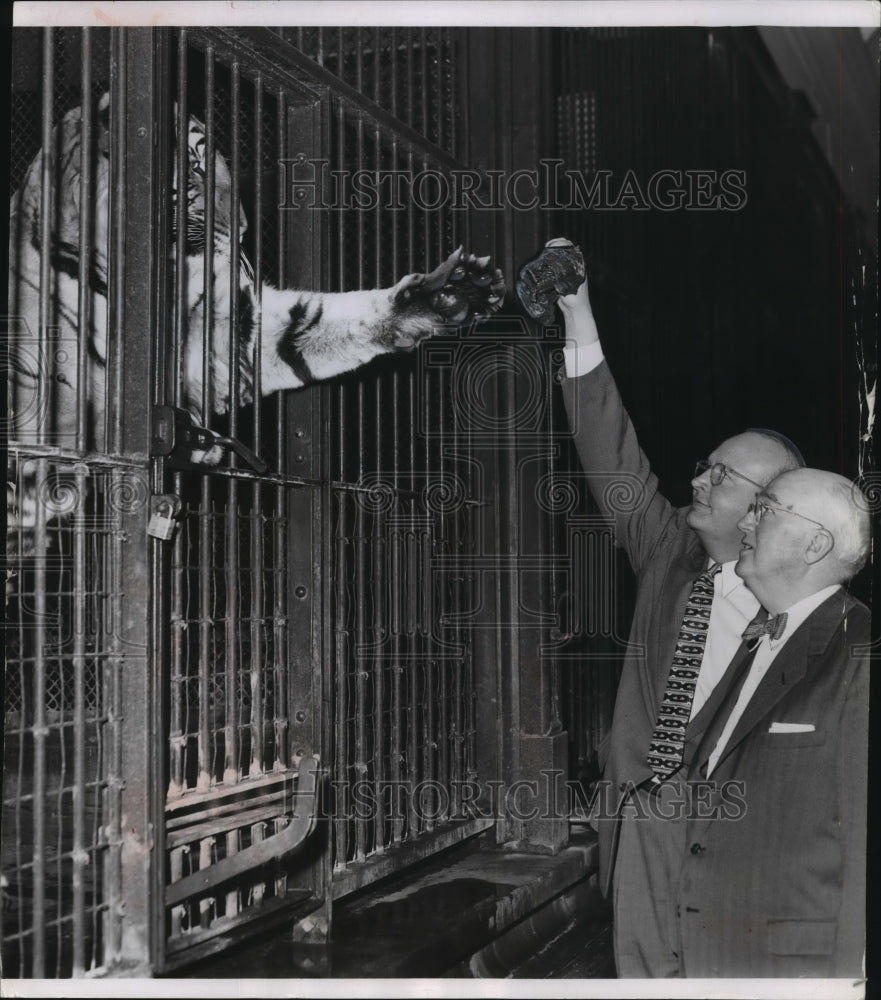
[151,404,268,474]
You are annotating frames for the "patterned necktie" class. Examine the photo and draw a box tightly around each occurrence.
[646,562,722,780]
[742,612,788,649]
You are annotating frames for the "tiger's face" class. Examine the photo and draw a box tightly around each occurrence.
[174,107,248,256]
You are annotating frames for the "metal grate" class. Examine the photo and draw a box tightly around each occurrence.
[277,26,462,157]
[4,25,124,977]
[5,23,494,974]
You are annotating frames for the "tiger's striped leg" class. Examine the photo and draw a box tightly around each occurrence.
[258,248,506,392]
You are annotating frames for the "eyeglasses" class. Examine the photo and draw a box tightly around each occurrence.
[748,495,831,534]
[694,460,763,490]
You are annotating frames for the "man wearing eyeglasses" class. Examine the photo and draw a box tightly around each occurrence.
[678,467,870,977]
[533,242,805,977]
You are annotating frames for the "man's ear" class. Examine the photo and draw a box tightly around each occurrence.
[804,529,835,565]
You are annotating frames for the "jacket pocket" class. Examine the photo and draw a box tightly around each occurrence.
[767,919,836,956]
[757,729,826,749]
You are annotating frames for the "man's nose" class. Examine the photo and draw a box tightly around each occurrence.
[737,508,756,532]
[692,469,710,491]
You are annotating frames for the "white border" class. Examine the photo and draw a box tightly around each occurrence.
[11,0,881,29]
[0,976,869,998]
[3,2,876,998]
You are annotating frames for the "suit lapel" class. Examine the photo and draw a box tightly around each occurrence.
[686,639,756,775]
[695,591,849,777]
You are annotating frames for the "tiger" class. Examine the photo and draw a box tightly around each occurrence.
[6,93,506,463]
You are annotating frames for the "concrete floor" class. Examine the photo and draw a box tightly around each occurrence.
[176,828,616,981]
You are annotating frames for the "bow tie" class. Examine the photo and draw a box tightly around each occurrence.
[742,612,788,647]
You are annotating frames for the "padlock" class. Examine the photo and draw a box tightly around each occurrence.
[147,494,182,541]
[147,509,177,540]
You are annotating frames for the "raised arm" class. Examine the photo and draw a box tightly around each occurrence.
[551,256,682,573]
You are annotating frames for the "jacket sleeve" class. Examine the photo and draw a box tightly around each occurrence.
[560,359,682,574]
[834,610,869,977]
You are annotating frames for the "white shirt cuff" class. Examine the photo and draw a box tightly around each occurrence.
[563,341,605,378]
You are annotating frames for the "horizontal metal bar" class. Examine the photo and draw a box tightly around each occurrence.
[332,817,493,899]
[166,804,289,849]
[165,767,298,814]
[166,784,296,828]
[163,890,317,962]
[7,444,149,471]
[164,755,320,906]
[171,463,486,505]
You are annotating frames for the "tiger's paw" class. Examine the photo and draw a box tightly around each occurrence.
[393,247,506,327]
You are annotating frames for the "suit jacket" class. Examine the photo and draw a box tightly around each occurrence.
[562,360,728,897]
[677,590,869,978]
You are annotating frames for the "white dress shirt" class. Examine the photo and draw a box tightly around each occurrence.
[706,583,842,776]
[691,561,761,719]
[563,340,606,379]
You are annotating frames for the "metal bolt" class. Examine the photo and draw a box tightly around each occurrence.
[295,711,307,723]
[295,586,307,599]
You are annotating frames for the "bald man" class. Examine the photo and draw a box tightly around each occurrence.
[538,245,806,976]
[678,469,871,977]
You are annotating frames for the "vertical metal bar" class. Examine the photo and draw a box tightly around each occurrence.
[374,27,381,104]
[197,47,216,792]
[336,99,345,286]
[101,36,125,962]
[372,126,385,855]
[449,30,457,160]
[388,136,403,846]
[390,27,398,121]
[351,112,368,863]
[71,461,88,974]
[333,97,349,869]
[224,58,242,786]
[420,154,436,833]
[252,76,264,451]
[31,460,48,977]
[36,28,54,450]
[29,28,55,977]
[76,30,93,453]
[225,828,241,916]
[405,28,414,130]
[334,390,349,868]
[105,36,128,457]
[354,382,367,862]
[10,462,26,973]
[420,28,428,139]
[434,154,449,810]
[436,363,449,817]
[227,60,242,445]
[250,74,266,777]
[201,49,216,426]
[168,32,189,800]
[435,29,444,152]
[276,87,287,283]
[273,88,288,771]
[405,149,418,840]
